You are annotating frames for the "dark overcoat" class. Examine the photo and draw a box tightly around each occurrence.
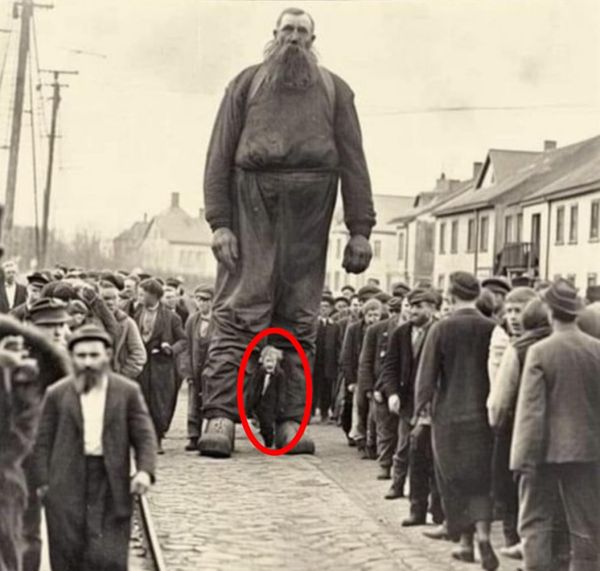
[414,307,496,492]
[134,304,186,436]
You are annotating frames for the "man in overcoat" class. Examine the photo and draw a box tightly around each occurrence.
[134,278,186,453]
[359,295,403,479]
[200,7,375,457]
[511,279,600,571]
[415,272,499,570]
[33,325,156,571]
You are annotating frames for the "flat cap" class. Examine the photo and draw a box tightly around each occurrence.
[357,284,381,301]
[194,284,214,298]
[374,291,392,304]
[30,297,70,325]
[27,271,50,286]
[340,285,356,293]
[511,275,533,288]
[407,288,438,306]
[100,271,125,291]
[67,324,113,350]
[166,277,183,288]
[334,296,349,306]
[543,278,579,317]
[482,276,511,296]
[387,297,403,312]
[140,278,164,298]
[391,282,411,298]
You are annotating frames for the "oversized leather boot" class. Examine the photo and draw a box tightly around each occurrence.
[275,421,315,455]
[198,418,235,458]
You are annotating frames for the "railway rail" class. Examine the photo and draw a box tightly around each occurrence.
[130,494,168,571]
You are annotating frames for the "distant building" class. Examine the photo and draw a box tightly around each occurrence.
[114,193,217,279]
[391,172,477,288]
[325,193,414,293]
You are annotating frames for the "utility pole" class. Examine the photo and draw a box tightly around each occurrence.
[39,68,77,266]
[2,0,52,243]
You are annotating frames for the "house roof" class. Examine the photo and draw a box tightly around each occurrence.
[435,136,600,216]
[475,149,541,188]
[144,205,213,245]
[114,220,150,246]
[519,136,600,204]
[332,193,414,226]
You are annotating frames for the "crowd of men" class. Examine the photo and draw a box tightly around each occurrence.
[313,273,600,571]
[0,261,214,571]
[1,257,600,571]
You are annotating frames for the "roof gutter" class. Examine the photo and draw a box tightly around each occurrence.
[545,200,551,281]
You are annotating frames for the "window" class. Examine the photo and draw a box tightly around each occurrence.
[591,201,600,240]
[588,273,598,287]
[437,274,445,289]
[556,206,565,244]
[567,273,576,286]
[516,213,523,242]
[450,220,459,254]
[467,219,476,252]
[480,216,489,252]
[336,238,342,259]
[569,204,578,244]
[439,222,446,254]
[504,215,513,244]
[334,271,340,291]
[398,232,405,261]
[374,240,382,259]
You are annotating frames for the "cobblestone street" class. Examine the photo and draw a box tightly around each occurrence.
[148,390,522,571]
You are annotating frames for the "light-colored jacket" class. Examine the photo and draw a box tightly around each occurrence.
[511,327,600,471]
[113,309,147,379]
[487,324,510,390]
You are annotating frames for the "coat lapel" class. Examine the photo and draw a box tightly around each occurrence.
[102,375,118,432]
[65,381,84,432]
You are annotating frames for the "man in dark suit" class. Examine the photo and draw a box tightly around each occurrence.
[10,272,49,322]
[415,272,498,569]
[33,325,157,571]
[358,295,403,478]
[378,289,436,502]
[313,294,340,422]
[512,279,600,571]
[180,285,214,451]
[134,278,186,453]
[0,261,27,313]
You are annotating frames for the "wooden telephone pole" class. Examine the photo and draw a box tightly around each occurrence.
[39,68,77,266]
[2,0,52,243]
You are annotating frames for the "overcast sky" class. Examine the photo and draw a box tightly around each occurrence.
[1,0,599,236]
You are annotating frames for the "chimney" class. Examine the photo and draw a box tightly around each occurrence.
[435,172,447,192]
[473,162,483,180]
[544,140,557,152]
[171,192,180,208]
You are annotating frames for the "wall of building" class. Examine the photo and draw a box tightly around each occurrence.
[433,208,495,289]
[521,202,548,279]
[543,191,600,288]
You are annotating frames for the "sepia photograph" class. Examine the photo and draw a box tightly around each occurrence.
[0,1,599,569]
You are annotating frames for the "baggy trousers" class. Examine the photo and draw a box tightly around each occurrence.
[187,377,203,439]
[519,463,598,571]
[202,170,338,422]
[375,402,399,469]
[391,415,412,491]
[409,424,444,523]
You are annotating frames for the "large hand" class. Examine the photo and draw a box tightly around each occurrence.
[211,228,239,274]
[342,235,372,274]
[131,471,152,496]
[388,394,401,415]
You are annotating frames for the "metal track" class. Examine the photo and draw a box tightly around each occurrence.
[135,494,168,571]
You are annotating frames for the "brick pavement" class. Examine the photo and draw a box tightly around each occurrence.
[148,389,523,571]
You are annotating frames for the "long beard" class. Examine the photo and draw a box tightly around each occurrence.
[263,40,319,92]
[75,367,104,393]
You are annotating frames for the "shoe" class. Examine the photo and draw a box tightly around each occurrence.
[499,542,523,560]
[423,524,449,540]
[184,438,198,451]
[157,441,165,455]
[347,437,357,447]
[376,466,391,480]
[384,485,405,500]
[275,421,315,455]
[451,545,475,563]
[402,514,426,527]
[198,418,235,458]
[478,541,500,570]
